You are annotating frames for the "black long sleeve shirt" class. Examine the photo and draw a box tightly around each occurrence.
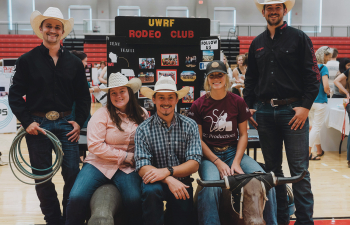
[244,22,320,110]
[9,44,91,129]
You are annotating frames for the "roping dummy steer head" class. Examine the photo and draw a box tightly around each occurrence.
[197,171,306,225]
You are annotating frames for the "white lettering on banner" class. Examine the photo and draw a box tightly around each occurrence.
[201,39,218,50]
[121,48,135,53]
[110,42,120,46]
[0,96,17,133]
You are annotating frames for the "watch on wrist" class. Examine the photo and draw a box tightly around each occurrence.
[167,166,174,176]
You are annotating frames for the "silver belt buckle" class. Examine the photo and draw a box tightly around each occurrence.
[270,98,278,107]
[45,111,60,120]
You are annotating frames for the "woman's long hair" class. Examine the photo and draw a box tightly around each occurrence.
[106,87,145,131]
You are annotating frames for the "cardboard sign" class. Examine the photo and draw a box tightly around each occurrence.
[115,16,210,45]
[201,39,219,50]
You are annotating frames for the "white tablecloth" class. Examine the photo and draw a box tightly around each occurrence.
[318,99,349,152]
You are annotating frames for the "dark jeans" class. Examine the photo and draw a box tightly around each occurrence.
[66,163,142,225]
[26,114,80,225]
[255,101,314,225]
[141,181,194,225]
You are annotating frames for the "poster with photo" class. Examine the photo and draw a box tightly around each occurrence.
[138,85,154,99]
[199,62,210,70]
[182,86,194,103]
[203,50,214,61]
[156,69,177,84]
[200,90,207,97]
[144,99,155,110]
[185,55,196,67]
[180,107,190,117]
[139,58,155,69]
[161,54,179,66]
[138,72,154,83]
[180,71,196,82]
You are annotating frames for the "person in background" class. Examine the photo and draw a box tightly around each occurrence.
[231,54,245,96]
[325,48,339,96]
[333,58,350,168]
[333,58,350,98]
[66,73,147,225]
[308,46,332,160]
[98,61,107,84]
[189,60,277,225]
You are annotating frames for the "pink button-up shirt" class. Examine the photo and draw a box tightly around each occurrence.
[84,106,148,179]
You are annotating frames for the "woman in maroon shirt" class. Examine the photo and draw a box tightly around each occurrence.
[188,60,277,225]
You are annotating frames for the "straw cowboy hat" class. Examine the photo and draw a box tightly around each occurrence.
[140,76,190,99]
[30,7,74,40]
[254,0,295,13]
[100,72,142,93]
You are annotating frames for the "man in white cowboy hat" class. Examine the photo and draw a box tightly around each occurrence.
[134,76,202,225]
[9,7,90,225]
[244,1,320,225]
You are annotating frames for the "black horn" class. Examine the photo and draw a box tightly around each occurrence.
[196,179,227,188]
[275,171,307,186]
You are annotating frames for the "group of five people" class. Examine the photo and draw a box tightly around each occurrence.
[9,0,320,224]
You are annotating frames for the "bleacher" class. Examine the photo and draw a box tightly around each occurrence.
[0,35,41,60]
[238,36,350,58]
[84,43,107,65]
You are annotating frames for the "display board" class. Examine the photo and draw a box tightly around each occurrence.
[0,66,17,133]
[107,16,220,115]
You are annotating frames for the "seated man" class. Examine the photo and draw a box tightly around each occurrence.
[135,76,202,225]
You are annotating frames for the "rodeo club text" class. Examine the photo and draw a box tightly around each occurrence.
[128,19,194,39]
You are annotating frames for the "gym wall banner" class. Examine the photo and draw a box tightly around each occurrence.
[0,66,17,133]
[107,16,220,116]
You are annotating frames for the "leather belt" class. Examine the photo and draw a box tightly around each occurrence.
[31,111,71,121]
[260,97,301,107]
[209,145,230,152]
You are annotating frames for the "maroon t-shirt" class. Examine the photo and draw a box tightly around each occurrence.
[188,92,252,148]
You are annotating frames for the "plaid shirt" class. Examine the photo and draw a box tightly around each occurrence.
[135,112,202,178]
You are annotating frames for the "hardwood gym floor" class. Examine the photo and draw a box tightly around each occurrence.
[1,103,350,224]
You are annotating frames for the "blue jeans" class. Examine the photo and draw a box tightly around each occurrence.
[197,146,277,225]
[346,104,350,161]
[66,163,142,225]
[26,114,80,225]
[141,181,194,225]
[256,101,314,225]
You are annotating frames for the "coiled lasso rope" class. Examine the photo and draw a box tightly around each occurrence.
[9,127,64,185]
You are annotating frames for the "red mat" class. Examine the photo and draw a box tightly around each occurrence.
[290,220,350,225]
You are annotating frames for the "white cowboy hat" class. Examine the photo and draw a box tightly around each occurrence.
[140,76,190,99]
[254,0,295,13]
[30,7,74,40]
[100,72,142,93]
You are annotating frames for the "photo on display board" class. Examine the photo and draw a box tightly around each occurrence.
[86,77,91,81]
[85,69,90,73]
[203,50,214,61]
[185,56,196,67]
[138,85,154,99]
[144,99,154,110]
[139,58,155,69]
[199,62,210,70]
[138,72,154,83]
[180,107,190,117]
[87,64,92,68]
[180,71,196,82]
[182,86,194,103]
[156,69,177,84]
[200,90,207,97]
[161,54,179,66]
[86,73,90,76]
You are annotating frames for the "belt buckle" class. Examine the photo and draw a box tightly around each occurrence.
[270,98,278,107]
[45,111,59,120]
[213,146,229,152]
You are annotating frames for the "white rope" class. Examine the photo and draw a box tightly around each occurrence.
[239,187,244,219]
[261,181,269,211]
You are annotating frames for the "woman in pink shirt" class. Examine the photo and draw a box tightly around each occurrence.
[66,73,148,225]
